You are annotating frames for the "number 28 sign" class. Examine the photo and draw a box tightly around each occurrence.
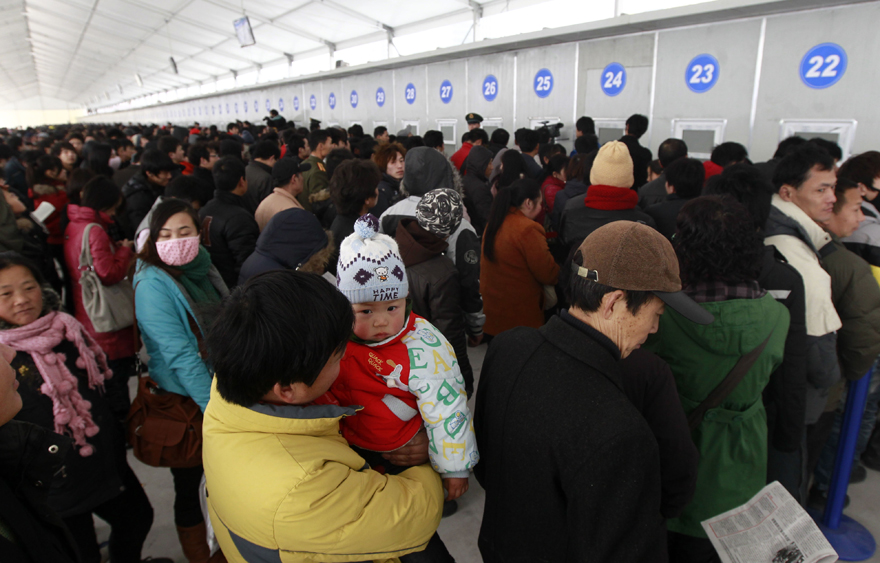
[800,43,847,89]
[686,54,719,93]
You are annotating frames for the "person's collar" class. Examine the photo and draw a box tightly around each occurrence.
[560,309,621,361]
[770,193,833,252]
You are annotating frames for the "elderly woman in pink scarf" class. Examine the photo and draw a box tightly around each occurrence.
[0,252,171,563]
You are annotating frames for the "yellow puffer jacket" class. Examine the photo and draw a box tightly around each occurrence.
[202,381,444,563]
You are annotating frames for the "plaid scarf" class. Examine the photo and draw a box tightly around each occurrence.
[684,280,766,304]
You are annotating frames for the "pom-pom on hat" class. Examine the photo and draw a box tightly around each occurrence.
[589,140,635,188]
[337,214,408,304]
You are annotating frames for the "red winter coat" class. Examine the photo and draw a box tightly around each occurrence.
[450,142,474,172]
[540,176,565,235]
[63,204,135,360]
[30,182,68,245]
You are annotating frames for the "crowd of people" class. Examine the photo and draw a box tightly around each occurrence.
[0,110,878,563]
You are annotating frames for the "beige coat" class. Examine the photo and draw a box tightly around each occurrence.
[255,188,303,231]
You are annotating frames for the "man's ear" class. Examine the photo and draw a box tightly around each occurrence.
[778,184,795,202]
[272,382,310,405]
[600,290,625,320]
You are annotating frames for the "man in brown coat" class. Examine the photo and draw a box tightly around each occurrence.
[254,159,310,231]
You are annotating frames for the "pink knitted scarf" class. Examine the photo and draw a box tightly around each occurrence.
[0,311,112,456]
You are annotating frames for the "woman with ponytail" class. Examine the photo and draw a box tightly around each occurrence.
[0,252,165,563]
[480,179,559,338]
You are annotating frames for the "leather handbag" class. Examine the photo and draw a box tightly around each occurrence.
[126,281,203,468]
[79,223,134,333]
[687,331,774,432]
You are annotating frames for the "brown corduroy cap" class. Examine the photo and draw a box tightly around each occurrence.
[571,221,714,325]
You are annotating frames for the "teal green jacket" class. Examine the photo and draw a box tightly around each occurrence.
[133,260,228,411]
[645,293,789,537]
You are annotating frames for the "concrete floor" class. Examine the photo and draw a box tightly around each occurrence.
[98,342,880,562]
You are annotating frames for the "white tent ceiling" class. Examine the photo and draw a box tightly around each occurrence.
[0,0,714,111]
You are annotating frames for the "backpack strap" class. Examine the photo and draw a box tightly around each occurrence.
[687,331,774,432]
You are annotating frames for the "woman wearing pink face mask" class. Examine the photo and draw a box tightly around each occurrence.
[63,176,136,424]
[133,198,228,561]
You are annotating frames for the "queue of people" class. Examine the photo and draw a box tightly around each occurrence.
[0,114,879,563]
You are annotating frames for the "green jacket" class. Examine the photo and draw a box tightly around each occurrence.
[299,154,328,213]
[645,293,789,537]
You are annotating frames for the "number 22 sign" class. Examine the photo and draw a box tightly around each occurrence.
[800,43,847,89]
[685,54,719,93]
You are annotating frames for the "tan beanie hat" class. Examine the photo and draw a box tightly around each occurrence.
[589,141,634,188]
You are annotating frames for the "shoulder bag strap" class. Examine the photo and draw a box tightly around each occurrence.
[687,331,774,432]
[79,223,100,272]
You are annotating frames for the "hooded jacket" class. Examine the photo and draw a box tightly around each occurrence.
[645,295,789,538]
[764,194,842,424]
[0,421,79,563]
[462,146,494,235]
[121,171,164,239]
[239,207,333,284]
[63,204,135,360]
[370,173,400,219]
[191,166,215,206]
[203,381,444,563]
[255,187,303,232]
[198,190,260,288]
[380,148,485,337]
[396,219,473,392]
[30,183,68,245]
[243,160,274,213]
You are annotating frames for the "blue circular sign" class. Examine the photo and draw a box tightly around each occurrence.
[600,62,627,97]
[278,98,284,112]
[309,95,316,110]
[534,68,553,98]
[243,101,247,113]
[328,92,336,109]
[212,106,215,115]
[800,43,847,89]
[293,96,300,111]
[350,90,358,108]
[226,103,230,113]
[439,80,453,104]
[482,75,498,102]
[404,83,416,105]
[254,100,258,112]
[376,87,386,107]
[685,54,720,93]
[265,99,270,111]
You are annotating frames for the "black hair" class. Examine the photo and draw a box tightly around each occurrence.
[212,156,246,192]
[218,139,243,159]
[423,130,444,149]
[86,143,114,178]
[547,154,569,176]
[285,134,307,155]
[625,114,649,139]
[187,142,217,166]
[27,154,62,186]
[329,159,381,216]
[469,128,489,146]
[658,138,688,168]
[136,199,201,276]
[772,143,835,191]
[157,135,180,156]
[327,128,344,146]
[664,158,705,199]
[65,169,94,205]
[81,176,123,213]
[539,143,565,165]
[461,131,470,144]
[0,251,46,286]
[574,135,599,155]
[348,124,364,139]
[373,126,388,138]
[703,163,773,231]
[649,159,663,176]
[251,140,281,161]
[490,128,509,147]
[207,270,353,406]
[0,144,14,160]
[576,116,596,135]
[357,137,378,160]
[165,175,207,206]
[565,152,591,184]
[519,129,540,153]
[226,122,239,132]
[773,136,807,160]
[483,179,541,261]
[325,148,355,181]
[566,250,651,315]
[674,196,762,287]
[710,142,748,167]
[838,152,880,190]
[810,138,843,162]
[309,129,332,151]
[140,148,177,175]
[497,150,527,190]
[833,177,861,214]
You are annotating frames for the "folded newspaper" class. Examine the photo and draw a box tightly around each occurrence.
[701,481,838,563]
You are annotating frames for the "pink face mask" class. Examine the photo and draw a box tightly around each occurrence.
[155,236,200,266]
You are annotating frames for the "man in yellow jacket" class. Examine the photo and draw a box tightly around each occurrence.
[202,270,444,563]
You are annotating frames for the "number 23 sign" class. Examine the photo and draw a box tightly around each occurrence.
[686,54,719,93]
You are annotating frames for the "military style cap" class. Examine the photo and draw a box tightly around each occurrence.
[465,113,484,124]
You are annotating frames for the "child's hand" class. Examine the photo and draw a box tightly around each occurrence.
[443,477,469,501]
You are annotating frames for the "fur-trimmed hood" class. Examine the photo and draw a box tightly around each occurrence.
[32,183,63,197]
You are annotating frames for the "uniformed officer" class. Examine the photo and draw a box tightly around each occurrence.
[466,113,483,131]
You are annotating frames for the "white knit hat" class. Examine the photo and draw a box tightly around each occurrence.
[590,141,634,188]
[336,214,408,304]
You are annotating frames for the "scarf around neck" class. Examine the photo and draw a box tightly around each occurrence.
[176,246,220,305]
[0,311,111,456]
[584,185,639,211]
